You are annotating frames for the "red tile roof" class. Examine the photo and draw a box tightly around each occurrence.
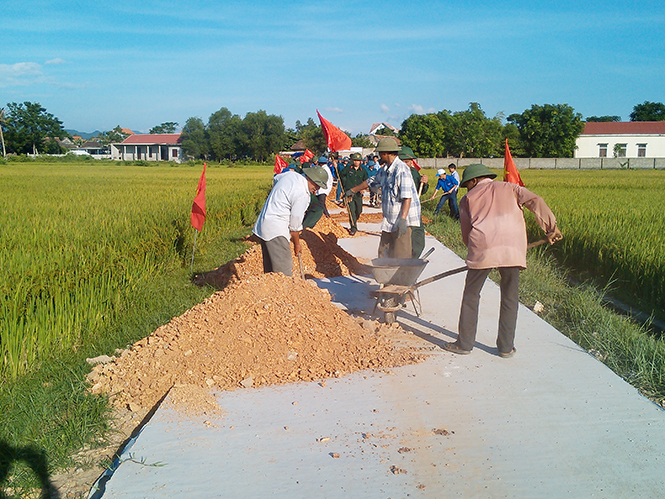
[121,133,182,145]
[582,121,665,135]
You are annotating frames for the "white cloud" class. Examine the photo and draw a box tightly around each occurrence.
[408,104,436,114]
[0,62,43,87]
[380,103,390,113]
[325,107,343,113]
[46,58,66,65]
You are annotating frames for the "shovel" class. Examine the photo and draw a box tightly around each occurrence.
[298,252,305,279]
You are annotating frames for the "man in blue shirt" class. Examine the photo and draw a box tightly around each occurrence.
[428,168,459,219]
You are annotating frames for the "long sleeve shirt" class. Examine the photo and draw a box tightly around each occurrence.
[253,171,311,242]
[368,157,421,231]
[459,178,558,269]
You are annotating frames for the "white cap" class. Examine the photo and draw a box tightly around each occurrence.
[436,168,446,177]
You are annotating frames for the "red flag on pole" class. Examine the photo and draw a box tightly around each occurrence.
[190,163,207,231]
[317,110,352,152]
[504,139,524,187]
[300,149,314,164]
[274,155,288,174]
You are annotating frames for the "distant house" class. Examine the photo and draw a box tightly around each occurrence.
[575,122,665,158]
[369,122,399,136]
[73,140,109,156]
[111,134,182,162]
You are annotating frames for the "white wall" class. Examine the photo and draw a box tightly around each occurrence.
[575,135,665,158]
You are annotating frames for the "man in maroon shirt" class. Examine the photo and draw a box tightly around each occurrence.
[444,164,562,358]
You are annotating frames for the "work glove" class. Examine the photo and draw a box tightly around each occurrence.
[396,218,408,238]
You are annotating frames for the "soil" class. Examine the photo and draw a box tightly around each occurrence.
[50,204,429,498]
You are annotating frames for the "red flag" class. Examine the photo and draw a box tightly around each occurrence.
[504,139,524,186]
[190,163,206,231]
[274,155,288,174]
[317,110,352,152]
[300,149,314,164]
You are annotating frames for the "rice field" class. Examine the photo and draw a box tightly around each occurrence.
[519,169,665,321]
[0,162,273,379]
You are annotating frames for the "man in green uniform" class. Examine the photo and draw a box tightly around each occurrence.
[340,152,368,235]
[399,146,429,258]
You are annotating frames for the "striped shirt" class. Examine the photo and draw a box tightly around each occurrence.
[368,157,421,232]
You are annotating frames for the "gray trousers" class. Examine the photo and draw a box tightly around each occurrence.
[260,236,293,276]
[378,227,412,259]
[457,267,520,353]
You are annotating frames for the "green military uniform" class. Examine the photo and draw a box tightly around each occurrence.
[410,166,428,258]
[340,154,368,235]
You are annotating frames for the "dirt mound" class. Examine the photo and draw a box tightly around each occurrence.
[89,273,424,414]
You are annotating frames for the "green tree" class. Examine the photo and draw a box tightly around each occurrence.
[629,101,665,121]
[351,133,374,148]
[149,122,179,134]
[207,107,241,160]
[4,102,68,155]
[399,113,446,157]
[446,103,503,157]
[508,103,584,157]
[99,126,130,146]
[586,115,621,122]
[180,117,208,160]
[0,108,6,157]
[237,110,285,162]
[296,118,326,155]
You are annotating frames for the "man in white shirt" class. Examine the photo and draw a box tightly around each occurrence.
[253,166,328,276]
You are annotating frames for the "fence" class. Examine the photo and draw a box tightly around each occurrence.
[416,157,665,170]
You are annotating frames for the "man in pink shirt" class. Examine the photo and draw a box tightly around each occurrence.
[444,164,562,358]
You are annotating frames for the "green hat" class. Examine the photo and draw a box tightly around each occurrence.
[398,146,417,160]
[460,163,497,188]
[350,152,362,161]
[303,165,328,189]
[375,137,401,153]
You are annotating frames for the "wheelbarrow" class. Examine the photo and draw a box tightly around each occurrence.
[367,239,550,323]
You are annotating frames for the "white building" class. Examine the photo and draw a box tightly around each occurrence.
[111,133,182,162]
[575,122,665,158]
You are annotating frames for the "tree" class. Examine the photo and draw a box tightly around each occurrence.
[180,117,208,159]
[207,107,241,160]
[507,103,584,157]
[237,110,285,162]
[149,122,179,134]
[294,118,326,155]
[99,126,130,146]
[399,113,446,157]
[586,115,621,122]
[351,133,374,148]
[4,102,68,155]
[446,103,503,157]
[629,101,665,121]
[0,108,6,157]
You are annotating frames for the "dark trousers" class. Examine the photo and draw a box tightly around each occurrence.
[347,194,363,230]
[260,236,292,276]
[457,267,520,353]
[378,227,412,259]
[434,192,459,219]
[411,224,425,259]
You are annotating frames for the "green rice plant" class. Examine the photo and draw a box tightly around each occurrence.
[0,163,273,379]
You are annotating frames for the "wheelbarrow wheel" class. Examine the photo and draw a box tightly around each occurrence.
[384,311,396,324]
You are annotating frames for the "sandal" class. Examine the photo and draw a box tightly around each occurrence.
[499,348,517,358]
[443,341,471,355]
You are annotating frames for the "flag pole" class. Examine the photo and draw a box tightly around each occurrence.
[190,229,199,273]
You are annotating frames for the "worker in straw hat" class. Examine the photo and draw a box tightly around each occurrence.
[344,137,421,259]
[444,164,562,358]
[253,166,329,276]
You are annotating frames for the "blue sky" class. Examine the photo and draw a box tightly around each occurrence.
[2,0,663,135]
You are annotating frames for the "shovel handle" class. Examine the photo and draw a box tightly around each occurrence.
[298,253,305,279]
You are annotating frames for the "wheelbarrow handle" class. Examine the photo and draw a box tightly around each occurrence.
[421,247,435,260]
[414,265,469,289]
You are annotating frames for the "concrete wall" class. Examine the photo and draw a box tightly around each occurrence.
[413,157,665,170]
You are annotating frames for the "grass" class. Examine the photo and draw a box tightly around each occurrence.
[0,161,274,494]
